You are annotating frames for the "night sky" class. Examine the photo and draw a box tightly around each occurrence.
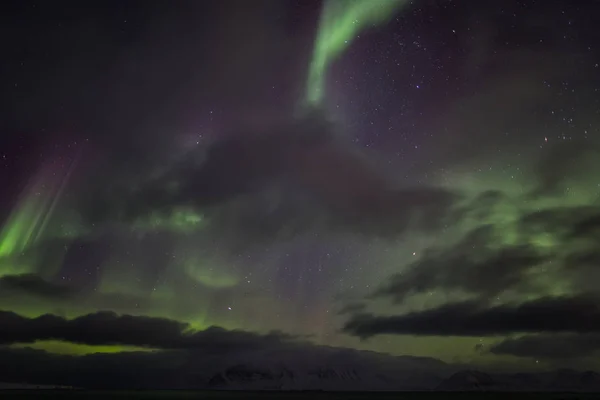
[2,0,600,385]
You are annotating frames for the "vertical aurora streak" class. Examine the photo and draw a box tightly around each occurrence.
[0,154,79,276]
[304,0,412,106]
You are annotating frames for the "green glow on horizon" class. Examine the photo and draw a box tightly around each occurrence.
[305,0,412,106]
[11,341,155,356]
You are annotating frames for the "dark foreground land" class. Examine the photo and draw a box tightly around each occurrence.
[2,391,600,400]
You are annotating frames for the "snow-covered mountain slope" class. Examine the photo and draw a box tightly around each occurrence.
[436,369,600,392]
[183,346,452,391]
[4,343,600,391]
[170,344,600,392]
[436,370,509,391]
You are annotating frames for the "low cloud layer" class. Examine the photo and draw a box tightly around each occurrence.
[0,310,450,390]
[489,333,600,360]
[0,274,76,300]
[0,310,295,351]
[343,295,600,339]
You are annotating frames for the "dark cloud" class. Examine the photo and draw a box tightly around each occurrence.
[0,274,77,300]
[534,141,600,196]
[0,311,450,389]
[84,111,457,241]
[123,111,339,214]
[568,214,600,240]
[368,200,600,307]
[372,227,548,303]
[342,295,600,339]
[563,250,600,293]
[511,205,600,293]
[0,311,184,347]
[566,249,600,269]
[518,205,600,240]
[0,273,168,316]
[337,303,366,316]
[489,333,600,360]
[0,310,296,351]
[451,190,506,222]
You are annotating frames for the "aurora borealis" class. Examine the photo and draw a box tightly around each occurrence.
[2,0,600,388]
[305,0,411,106]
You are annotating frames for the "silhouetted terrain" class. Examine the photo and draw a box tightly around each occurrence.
[2,389,600,400]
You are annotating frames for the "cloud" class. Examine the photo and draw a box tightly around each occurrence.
[0,274,77,300]
[568,214,600,240]
[518,206,600,240]
[372,226,549,303]
[342,295,600,339]
[451,190,506,222]
[340,158,600,352]
[0,310,296,351]
[533,141,600,196]
[337,303,366,316]
[0,311,449,389]
[88,111,457,241]
[363,197,600,306]
[0,272,160,316]
[488,333,600,360]
[0,311,185,348]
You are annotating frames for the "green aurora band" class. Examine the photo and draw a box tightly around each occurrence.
[305,0,412,106]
